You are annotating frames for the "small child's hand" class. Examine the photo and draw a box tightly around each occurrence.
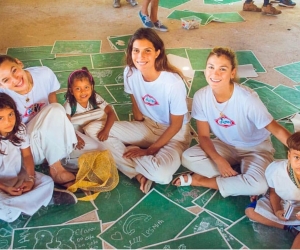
[19,181,34,193]
[275,209,288,221]
[5,186,23,196]
[76,134,85,150]
[97,130,109,141]
[296,212,300,220]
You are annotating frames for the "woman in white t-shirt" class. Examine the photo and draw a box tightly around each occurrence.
[84,28,191,193]
[0,55,77,188]
[172,47,291,198]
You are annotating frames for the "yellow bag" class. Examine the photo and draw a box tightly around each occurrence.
[67,150,119,201]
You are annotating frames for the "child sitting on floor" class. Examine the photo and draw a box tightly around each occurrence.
[245,131,300,236]
[63,67,116,155]
[0,93,76,223]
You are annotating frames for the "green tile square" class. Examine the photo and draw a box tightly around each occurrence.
[99,190,196,249]
[52,40,101,54]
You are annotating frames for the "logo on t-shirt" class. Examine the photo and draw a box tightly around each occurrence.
[215,115,236,128]
[23,103,45,118]
[142,94,159,106]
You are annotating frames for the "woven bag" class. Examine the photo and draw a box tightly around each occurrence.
[67,150,119,201]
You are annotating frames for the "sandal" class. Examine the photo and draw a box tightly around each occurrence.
[172,172,194,187]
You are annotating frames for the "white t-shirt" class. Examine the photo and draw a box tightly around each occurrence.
[64,93,108,116]
[266,160,300,201]
[0,66,60,124]
[124,66,189,125]
[0,125,29,185]
[192,83,273,147]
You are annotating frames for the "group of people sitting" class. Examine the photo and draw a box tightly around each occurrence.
[0,27,299,248]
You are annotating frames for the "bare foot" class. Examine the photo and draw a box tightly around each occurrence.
[49,161,76,188]
[136,174,152,194]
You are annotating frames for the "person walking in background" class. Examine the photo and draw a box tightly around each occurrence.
[113,0,138,8]
[138,0,168,32]
[243,0,282,15]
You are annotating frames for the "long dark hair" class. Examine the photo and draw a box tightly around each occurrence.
[126,28,184,79]
[0,93,25,154]
[65,67,98,116]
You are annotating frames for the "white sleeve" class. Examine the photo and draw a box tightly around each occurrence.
[63,101,72,115]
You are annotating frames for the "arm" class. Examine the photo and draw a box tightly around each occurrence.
[130,95,144,121]
[19,147,35,193]
[265,120,291,147]
[269,187,287,221]
[197,120,238,177]
[123,113,184,158]
[66,113,85,149]
[48,91,58,104]
[97,105,117,141]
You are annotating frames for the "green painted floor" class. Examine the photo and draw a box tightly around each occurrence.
[1,41,299,249]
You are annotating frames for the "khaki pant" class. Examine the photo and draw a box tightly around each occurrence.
[182,138,274,197]
[84,117,191,184]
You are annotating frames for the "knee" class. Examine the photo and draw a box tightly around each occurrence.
[148,166,174,184]
[48,103,65,115]
[245,207,255,219]
[245,175,268,195]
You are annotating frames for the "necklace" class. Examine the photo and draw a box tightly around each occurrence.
[212,86,234,118]
[288,162,300,188]
[24,72,33,103]
[213,98,230,118]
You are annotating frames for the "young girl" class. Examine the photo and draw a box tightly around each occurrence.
[0,93,76,223]
[84,28,191,193]
[0,55,77,188]
[245,132,300,238]
[173,47,291,198]
[62,67,116,167]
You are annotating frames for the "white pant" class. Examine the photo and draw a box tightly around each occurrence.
[26,103,77,165]
[182,138,274,197]
[84,117,191,184]
[0,172,53,222]
[65,131,107,170]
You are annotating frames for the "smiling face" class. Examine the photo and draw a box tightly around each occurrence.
[0,107,16,137]
[0,59,31,95]
[69,77,93,108]
[131,39,160,76]
[205,54,236,91]
[288,149,300,179]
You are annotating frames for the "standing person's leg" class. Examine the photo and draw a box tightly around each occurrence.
[139,0,154,28]
[262,0,282,15]
[149,0,168,32]
[243,0,262,11]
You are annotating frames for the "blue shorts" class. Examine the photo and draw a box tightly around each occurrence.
[246,200,257,209]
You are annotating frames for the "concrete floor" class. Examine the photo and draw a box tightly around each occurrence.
[0,0,299,88]
[1,0,300,249]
